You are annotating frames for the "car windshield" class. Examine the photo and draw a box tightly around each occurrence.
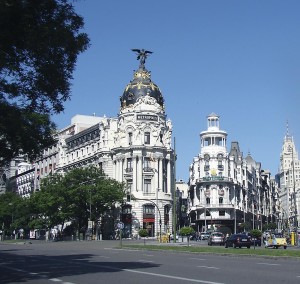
[213,233,223,237]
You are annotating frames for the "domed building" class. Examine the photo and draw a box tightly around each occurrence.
[33,50,175,239]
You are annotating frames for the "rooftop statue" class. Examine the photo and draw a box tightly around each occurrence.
[131,49,153,67]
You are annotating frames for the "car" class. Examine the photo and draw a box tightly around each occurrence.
[248,234,262,246]
[208,232,225,246]
[170,233,179,241]
[200,232,211,240]
[265,233,287,249]
[225,234,252,248]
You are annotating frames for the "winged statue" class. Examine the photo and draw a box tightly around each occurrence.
[131,49,153,67]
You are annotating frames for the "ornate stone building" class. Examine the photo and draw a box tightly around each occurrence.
[33,51,175,238]
[278,124,300,231]
[188,113,279,234]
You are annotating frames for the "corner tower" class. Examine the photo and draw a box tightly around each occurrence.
[112,50,174,238]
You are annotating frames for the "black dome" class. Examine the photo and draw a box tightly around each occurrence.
[120,66,164,108]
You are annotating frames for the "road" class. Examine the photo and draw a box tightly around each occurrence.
[0,240,299,284]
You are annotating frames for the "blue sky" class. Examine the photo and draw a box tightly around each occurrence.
[53,0,300,181]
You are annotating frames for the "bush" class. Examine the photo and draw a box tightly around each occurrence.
[139,229,148,238]
[179,226,195,236]
[250,229,262,238]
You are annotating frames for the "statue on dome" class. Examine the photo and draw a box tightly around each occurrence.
[131,49,153,67]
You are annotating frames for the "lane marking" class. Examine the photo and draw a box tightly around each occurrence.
[257,263,280,266]
[138,259,155,263]
[124,268,225,284]
[190,257,206,261]
[197,265,220,270]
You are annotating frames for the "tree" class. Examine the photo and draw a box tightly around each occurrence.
[31,166,126,239]
[0,0,90,165]
[0,192,27,235]
[250,229,262,239]
[139,228,148,245]
[179,226,195,247]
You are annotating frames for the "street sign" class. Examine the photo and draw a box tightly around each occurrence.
[88,221,93,229]
[117,222,124,229]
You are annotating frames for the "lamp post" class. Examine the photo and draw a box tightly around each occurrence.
[156,188,161,242]
[289,145,298,231]
[196,205,212,232]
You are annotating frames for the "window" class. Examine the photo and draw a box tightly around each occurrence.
[126,158,133,172]
[144,179,151,193]
[206,197,210,204]
[143,205,155,214]
[128,132,133,145]
[144,132,150,144]
[219,211,225,216]
[219,197,223,204]
[143,157,151,171]
[127,179,133,193]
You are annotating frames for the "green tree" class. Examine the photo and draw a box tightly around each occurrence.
[139,228,148,245]
[0,192,26,235]
[29,173,66,231]
[31,166,126,239]
[179,226,195,247]
[250,229,262,238]
[0,0,90,165]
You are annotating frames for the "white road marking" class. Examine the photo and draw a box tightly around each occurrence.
[49,279,62,282]
[189,257,206,260]
[197,265,220,270]
[138,259,155,263]
[257,263,280,266]
[124,268,225,284]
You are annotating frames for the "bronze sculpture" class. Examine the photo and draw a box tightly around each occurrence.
[131,49,153,67]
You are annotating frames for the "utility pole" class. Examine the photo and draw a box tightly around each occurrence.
[173,137,177,243]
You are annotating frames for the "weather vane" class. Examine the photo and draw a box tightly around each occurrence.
[131,49,153,67]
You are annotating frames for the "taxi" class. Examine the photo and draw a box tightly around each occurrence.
[265,233,287,249]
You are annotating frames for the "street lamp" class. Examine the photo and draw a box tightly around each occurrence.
[231,202,236,234]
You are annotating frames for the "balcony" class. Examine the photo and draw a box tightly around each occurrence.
[218,165,224,171]
[125,168,133,173]
[143,167,153,172]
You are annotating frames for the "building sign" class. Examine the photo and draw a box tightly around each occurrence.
[136,115,158,121]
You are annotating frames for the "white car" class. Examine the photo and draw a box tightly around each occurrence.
[170,234,179,240]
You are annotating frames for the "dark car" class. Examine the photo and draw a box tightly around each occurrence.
[208,232,225,246]
[225,234,252,248]
[249,235,261,246]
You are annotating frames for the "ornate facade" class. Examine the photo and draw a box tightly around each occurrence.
[278,124,300,231]
[33,52,175,239]
[188,113,279,234]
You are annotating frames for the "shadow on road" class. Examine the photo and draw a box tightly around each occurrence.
[0,245,160,283]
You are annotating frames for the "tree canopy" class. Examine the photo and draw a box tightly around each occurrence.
[31,166,126,235]
[0,0,90,165]
[0,166,126,238]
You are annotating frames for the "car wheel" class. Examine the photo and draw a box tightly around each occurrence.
[247,246,250,249]
[284,246,287,249]
[239,246,241,248]
[275,246,278,249]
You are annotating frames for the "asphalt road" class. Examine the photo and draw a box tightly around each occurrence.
[0,240,300,284]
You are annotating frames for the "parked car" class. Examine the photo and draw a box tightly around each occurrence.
[225,234,252,248]
[208,232,225,246]
[200,232,211,240]
[265,233,287,249]
[247,233,262,246]
[170,233,179,241]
